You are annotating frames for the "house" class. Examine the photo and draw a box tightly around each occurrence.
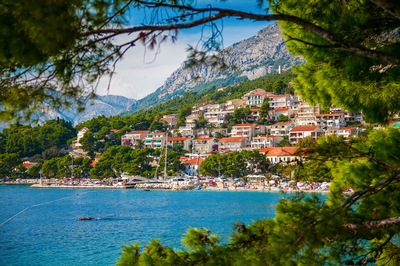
[267,94,295,110]
[295,100,321,126]
[245,108,261,122]
[327,127,358,139]
[185,114,201,123]
[231,124,257,138]
[251,135,283,149]
[121,130,149,147]
[315,113,346,130]
[270,122,295,136]
[289,126,324,145]
[272,108,294,121]
[159,117,177,128]
[75,127,89,148]
[22,161,36,170]
[178,127,198,138]
[196,128,228,138]
[254,125,267,136]
[166,137,192,151]
[144,132,166,149]
[183,157,204,176]
[225,99,246,112]
[218,137,249,151]
[264,147,307,164]
[204,104,230,126]
[192,101,213,115]
[192,138,218,154]
[243,89,275,107]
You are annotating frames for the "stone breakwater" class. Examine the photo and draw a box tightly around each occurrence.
[135,183,195,191]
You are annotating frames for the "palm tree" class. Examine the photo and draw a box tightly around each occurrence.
[135,139,144,149]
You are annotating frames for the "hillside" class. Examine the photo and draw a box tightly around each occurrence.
[126,22,303,114]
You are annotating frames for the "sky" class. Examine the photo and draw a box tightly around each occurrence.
[96,1,272,100]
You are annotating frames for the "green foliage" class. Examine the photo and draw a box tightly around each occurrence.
[296,135,316,148]
[276,114,288,122]
[275,0,400,123]
[277,135,291,147]
[0,153,22,178]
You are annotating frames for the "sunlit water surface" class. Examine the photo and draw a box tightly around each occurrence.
[0,185,319,265]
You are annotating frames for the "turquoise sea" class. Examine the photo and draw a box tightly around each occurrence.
[1,185,287,265]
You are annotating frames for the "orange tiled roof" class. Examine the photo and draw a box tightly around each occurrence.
[218,137,246,142]
[183,158,204,165]
[256,135,278,138]
[250,108,261,112]
[275,108,290,111]
[90,160,97,166]
[233,124,256,127]
[290,126,319,132]
[265,147,306,156]
[160,117,173,121]
[268,94,291,98]
[258,147,273,153]
[22,162,34,168]
[328,127,355,131]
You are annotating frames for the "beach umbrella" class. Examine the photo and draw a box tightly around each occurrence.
[289,180,296,183]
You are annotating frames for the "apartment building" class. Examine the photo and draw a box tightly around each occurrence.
[144,131,166,149]
[166,137,192,150]
[267,94,295,110]
[272,108,295,121]
[245,108,261,123]
[265,147,307,165]
[192,137,218,154]
[121,130,149,147]
[74,127,89,149]
[159,117,177,128]
[243,89,275,107]
[225,99,246,112]
[295,101,321,126]
[326,127,358,139]
[196,128,228,138]
[192,101,213,115]
[183,157,204,176]
[218,137,249,151]
[185,114,201,123]
[315,113,346,130]
[230,124,257,138]
[289,126,324,145]
[204,104,230,126]
[270,122,295,136]
[251,135,283,149]
[254,125,267,136]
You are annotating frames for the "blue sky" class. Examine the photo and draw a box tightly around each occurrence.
[97,0,272,100]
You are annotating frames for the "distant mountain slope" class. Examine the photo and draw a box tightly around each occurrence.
[0,94,137,131]
[126,22,303,114]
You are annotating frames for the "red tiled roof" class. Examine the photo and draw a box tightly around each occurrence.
[183,158,204,165]
[90,160,96,166]
[265,147,306,156]
[194,137,214,140]
[268,94,291,98]
[79,127,89,132]
[168,138,189,141]
[258,147,272,153]
[110,129,120,132]
[218,137,246,142]
[272,122,292,126]
[290,126,319,132]
[275,108,290,111]
[250,108,261,112]
[160,117,173,121]
[22,162,34,168]
[233,124,256,127]
[179,157,190,161]
[388,121,400,124]
[328,127,355,131]
[315,113,343,117]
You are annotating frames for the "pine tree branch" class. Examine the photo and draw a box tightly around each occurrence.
[83,1,400,65]
[343,217,400,232]
[369,0,400,20]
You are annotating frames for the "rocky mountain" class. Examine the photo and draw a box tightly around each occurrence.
[0,94,137,131]
[127,22,303,114]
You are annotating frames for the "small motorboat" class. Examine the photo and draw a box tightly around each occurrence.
[78,217,97,220]
[143,189,150,191]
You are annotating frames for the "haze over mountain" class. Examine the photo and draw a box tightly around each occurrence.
[125,22,303,114]
[0,94,137,131]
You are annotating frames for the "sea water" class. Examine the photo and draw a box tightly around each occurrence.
[0,185,290,265]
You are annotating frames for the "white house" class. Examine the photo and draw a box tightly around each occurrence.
[289,126,324,145]
[264,147,307,165]
[251,135,283,149]
[193,138,218,154]
[183,157,204,176]
[231,124,257,138]
[218,137,249,151]
[327,127,358,139]
[121,130,149,147]
[144,132,166,149]
[243,89,275,107]
[270,122,295,136]
[315,113,346,130]
[166,137,192,151]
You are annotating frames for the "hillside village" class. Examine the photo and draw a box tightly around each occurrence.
[68,86,400,178]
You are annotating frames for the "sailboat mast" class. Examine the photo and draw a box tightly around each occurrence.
[164,132,168,180]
